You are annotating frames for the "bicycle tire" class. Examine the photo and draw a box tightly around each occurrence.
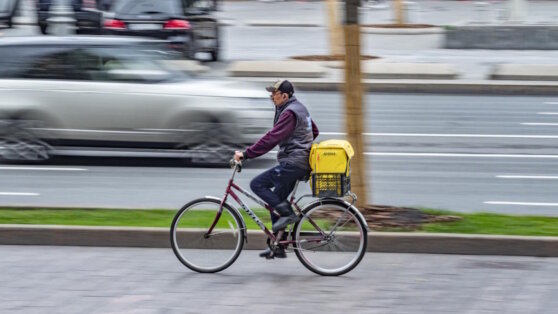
[293,199,367,276]
[170,197,245,273]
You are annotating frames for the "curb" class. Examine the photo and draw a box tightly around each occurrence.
[2,225,558,257]
[361,26,445,35]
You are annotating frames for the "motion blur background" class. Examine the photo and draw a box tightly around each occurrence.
[1,0,558,215]
[2,1,558,313]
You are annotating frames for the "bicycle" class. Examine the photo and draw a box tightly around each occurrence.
[170,159,369,276]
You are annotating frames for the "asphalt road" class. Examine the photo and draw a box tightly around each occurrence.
[2,245,557,313]
[3,10,558,215]
[2,92,558,215]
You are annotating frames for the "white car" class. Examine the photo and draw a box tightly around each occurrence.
[0,36,272,165]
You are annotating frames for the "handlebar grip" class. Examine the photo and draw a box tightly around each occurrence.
[229,159,242,172]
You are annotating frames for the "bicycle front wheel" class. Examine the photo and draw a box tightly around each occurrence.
[293,199,368,276]
[170,197,245,273]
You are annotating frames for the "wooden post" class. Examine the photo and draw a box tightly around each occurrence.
[326,0,344,56]
[344,0,368,207]
[394,0,405,25]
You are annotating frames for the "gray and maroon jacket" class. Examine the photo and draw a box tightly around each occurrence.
[243,96,319,170]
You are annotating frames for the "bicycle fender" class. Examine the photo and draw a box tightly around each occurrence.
[204,196,249,240]
[305,197,370,232]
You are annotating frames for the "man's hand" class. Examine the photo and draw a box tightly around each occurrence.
[234,151,244,161]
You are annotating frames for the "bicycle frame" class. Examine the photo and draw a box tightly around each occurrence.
[206,163,322,244]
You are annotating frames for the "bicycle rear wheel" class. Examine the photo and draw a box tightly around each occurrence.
[170,197,245,273]
[293,199,367,276]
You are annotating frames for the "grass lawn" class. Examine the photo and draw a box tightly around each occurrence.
[1,207,558,237]
[420,210,558,237]
[0,208,271,230]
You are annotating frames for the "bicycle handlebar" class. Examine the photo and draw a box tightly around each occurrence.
[229,159,242,173]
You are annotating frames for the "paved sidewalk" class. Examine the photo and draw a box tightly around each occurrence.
[2,245,558,313]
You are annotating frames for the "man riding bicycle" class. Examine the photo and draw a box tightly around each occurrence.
[234,79,319,259]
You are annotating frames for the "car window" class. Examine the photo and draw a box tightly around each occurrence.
[83,47,186,83]
[0,46,69,79]
[112,0,180,15]
[185,0,215,10]
[18,48,92,81]
[0,44,187,83]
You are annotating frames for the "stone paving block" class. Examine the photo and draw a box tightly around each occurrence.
[363,63,459,79]
[490,64,558,81]
[228,61,326,78]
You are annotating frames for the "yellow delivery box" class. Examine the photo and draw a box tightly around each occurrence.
[309,140,354,197]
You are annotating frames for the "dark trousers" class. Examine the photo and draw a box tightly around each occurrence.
[250,163,309,224]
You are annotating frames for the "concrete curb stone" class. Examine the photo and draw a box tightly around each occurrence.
[363,62,459,80]
[244,20,322,27]
[361,26,445,35]
[228,60,326,78]
[491,64,558,81]
[2,225,558,257]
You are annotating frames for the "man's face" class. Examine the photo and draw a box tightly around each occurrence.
[270,90,288,106]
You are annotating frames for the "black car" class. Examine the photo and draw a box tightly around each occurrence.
[36,0,113,35]
[104,0,219,61]
[0,0,19,28]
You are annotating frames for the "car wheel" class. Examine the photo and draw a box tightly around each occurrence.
[0,120,51,162]
[176,121,237,166]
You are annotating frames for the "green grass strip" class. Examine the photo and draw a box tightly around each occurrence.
[0,208,272,229]
[1,208,558,237]
[421,210,558,237]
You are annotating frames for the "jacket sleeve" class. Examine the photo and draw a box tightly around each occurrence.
[311,119,319,140]
[243,111,296,159]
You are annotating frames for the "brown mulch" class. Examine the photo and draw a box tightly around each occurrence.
[358,204,462,231]
[290,54,380,62]
[362,24,436,28]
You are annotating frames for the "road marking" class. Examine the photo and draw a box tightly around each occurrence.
[544,102,558,105]
[0,192,39,196]
[521,123,558,126]
[320,132,558,139]
[537,112,558,115]
[0,167,88,171]
[365,152,558,159]
[485,201,558,207]
[497,175,558,179]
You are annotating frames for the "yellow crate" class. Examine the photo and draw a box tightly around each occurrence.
[309,139,354,176]
[309,140,354,197]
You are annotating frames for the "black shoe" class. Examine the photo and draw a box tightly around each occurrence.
[259,247,287,259]
[272,214,300,233]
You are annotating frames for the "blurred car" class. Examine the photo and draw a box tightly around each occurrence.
[0,0,19,28]
[0,36,272,165]
[104,0,220,61]
[36,0,114,35]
